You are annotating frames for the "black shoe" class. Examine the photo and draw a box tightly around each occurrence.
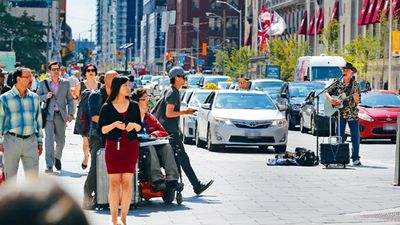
[150,180,166,192]
[194,180,214,195]
[55,158,62,171]
[82,196,96,210]
[166,180,178,190]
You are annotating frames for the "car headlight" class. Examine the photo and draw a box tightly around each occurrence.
[358,113,374,122]
[214,117,234,126]
[271,119,287,127]
[291,104,301,110]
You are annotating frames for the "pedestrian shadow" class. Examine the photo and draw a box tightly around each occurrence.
[216,146,276,155]
[182,195,221,204]
[347,165,388,169]
[51,170,87,178]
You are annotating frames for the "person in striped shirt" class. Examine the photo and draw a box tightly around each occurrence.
[0,67,43,179]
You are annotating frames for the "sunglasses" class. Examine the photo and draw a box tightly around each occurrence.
[86,69,96,73]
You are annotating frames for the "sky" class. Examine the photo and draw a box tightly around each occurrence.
[66,0,97,42]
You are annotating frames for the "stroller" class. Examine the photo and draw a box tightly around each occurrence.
[138,136,184,205]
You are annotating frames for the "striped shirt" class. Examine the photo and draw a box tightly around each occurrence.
[0,86,43,146]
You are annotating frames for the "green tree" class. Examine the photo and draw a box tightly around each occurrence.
[0,5,46,71]
[269,38,309,81]
[321,19,339,55]
[213,47,255,78]
[341,34,379,77]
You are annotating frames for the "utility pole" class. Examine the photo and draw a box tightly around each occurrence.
[46,5,51,63]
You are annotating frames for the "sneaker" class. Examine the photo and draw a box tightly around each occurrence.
[194,180,214,195]
[55,158,62,170]
[352,160,362,166]
[45,167,53,174]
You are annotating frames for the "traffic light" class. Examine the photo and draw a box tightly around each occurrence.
[68,40,75,52]
[61,48,66,57]
[117,50,123,58]
[88,50,93,58]
[202,43,207,56]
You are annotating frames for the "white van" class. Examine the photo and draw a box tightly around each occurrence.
[294,55,346,82]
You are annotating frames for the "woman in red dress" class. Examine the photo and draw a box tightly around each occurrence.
[98,76,141,225]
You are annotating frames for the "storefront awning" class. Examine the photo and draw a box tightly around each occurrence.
[358,0,370,25]
[317,8,324,34]
[307,11,315,35]
[330,1,339,22]
[364,0,378,25]
[297,11,308,35]
[371,0,385,24]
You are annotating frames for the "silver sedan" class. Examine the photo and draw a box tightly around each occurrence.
[196,90,288,152]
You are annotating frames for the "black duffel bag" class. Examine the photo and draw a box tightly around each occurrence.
[295,147,317,166]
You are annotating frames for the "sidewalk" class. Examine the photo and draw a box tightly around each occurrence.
[14,125,400,225]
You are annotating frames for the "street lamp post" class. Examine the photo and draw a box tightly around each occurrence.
[183,22,200,61]
[216,0,242,48]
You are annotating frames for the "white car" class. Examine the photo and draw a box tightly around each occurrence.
[196,90,288,152]
[179,90,212,144]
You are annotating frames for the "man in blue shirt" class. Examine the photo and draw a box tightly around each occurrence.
[0,67,43,179]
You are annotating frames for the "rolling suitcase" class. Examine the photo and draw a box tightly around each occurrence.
[96,148,140,209]
[320,112,350,168]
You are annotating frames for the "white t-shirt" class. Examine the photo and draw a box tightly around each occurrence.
[68,76,79,88]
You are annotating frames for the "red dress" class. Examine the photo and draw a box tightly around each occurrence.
[105,110,139,174]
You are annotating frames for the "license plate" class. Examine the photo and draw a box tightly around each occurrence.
[383,124,397,131]
[244,130,261,138]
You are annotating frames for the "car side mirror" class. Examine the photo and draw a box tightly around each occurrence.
[201,103,211,110]
[277,104,288,111]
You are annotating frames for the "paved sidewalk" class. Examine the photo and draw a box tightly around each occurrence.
[13,126,400,225]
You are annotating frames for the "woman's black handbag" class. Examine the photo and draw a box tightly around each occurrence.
[41,81,52,128]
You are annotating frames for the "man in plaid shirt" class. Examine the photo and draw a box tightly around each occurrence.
[0,67,43,179]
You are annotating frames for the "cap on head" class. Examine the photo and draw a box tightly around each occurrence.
[168,66,185,79]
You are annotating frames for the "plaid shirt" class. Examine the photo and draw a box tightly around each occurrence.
[0,86,43,146]
[328,78,361,120]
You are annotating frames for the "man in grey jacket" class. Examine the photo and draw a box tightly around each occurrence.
[37,62,75,173]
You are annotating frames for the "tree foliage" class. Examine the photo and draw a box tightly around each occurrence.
[321,19,340,55]
[213,47,255,78]
[0,5,46,71]
[269,38,309,81]
[341,34,379,77]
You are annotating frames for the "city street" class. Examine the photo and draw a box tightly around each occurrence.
[29,124,400,225]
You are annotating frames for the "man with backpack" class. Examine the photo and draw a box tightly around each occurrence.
[82,71,117,210]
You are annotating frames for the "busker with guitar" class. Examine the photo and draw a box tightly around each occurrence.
[325,62,362,166]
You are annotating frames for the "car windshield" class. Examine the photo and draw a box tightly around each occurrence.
[360,93,400,108]
[251,81,283,91]
[218,82,232,89]
[151,76,162,83]
[204,77,229,85]
[214,93,276,110]
[189,92,211,107]
[187,76,202,86]
[311,67,342,81]
[289,83,325,98]
[266,88,281,100]
[141,75,152,81]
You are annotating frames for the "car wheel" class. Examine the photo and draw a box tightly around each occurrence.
[287,113,295,130]
[162,189,175,204]
[300,115,309,134]
[274,145,287,153]
[207,127,219,152]
[195,125,206,148]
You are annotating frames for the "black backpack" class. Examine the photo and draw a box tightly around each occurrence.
[295,147,317,166]
[73,88,92,136]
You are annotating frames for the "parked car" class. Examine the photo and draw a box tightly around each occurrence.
[347,90,400,142]
[249,79,284,91]
[196,90,288,152]
[180,90,212,144]
[276,81,325,130]
[186,74,203,89]
[299,91,335,136]
[140,75,153,85]
[198,75,230,88]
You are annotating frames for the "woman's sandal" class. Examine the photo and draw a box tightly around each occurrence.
[81,163,88,170]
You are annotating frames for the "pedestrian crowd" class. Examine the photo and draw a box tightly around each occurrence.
[0,62,213,225]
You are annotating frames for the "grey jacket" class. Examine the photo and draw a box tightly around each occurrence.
[37,78,75,122]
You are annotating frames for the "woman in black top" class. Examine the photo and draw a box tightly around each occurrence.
[98,76,141,225]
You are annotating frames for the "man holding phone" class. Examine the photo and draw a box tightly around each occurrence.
[160,66,213,195]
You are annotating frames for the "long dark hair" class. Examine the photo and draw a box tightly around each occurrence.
[107,76,129,103]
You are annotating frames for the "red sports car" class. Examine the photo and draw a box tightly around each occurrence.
[356,90,400,142]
